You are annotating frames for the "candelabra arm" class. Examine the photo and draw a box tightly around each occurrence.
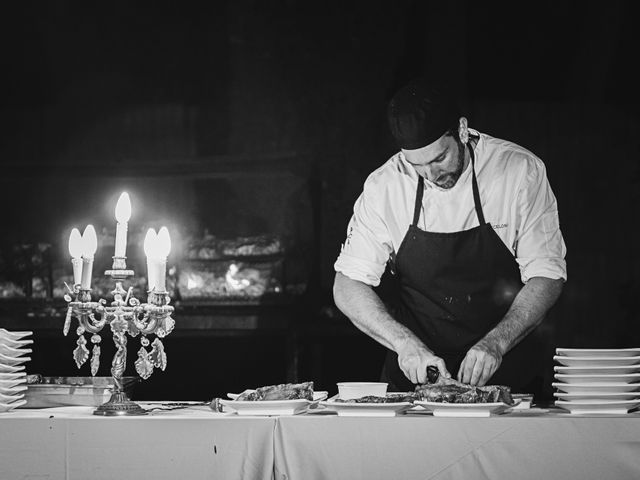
[81,311,108,334]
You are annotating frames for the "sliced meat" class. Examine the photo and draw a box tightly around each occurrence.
[236,381,314,401]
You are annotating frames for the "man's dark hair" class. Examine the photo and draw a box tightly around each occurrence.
[388,78,461,150]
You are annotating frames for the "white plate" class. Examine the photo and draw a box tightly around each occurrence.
[0,345,32,357]
[0,372,26,380]
[552,382,640,393]
[556,348,640,357]
[0,385,28,395]
[219,397,318,416]
[555,399,640,414]
[554,365,640,375]
[554,373,640,384]
[0,398,27,412]
[554,392,640,401]
[0,364,25,374]
[0,330,32,340]
[0,377,26,388]
[553,355,640,367]
[0,337,33,348]
[319,397,413,417]
[511,394,534,409]
[0,392,24,403]
[413,400,514,417]
[0,353,31,366]
[226,391,328,402]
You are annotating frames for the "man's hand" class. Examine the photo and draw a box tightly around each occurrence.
[457,338,503,386]
[397,338,450,384]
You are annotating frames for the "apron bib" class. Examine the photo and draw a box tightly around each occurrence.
[381,142,541,392]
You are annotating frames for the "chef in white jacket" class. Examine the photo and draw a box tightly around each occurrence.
[333,78,567,390]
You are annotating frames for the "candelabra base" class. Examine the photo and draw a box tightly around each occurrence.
[93,391,148,416]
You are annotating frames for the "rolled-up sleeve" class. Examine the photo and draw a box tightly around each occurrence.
[334,178,393,287]
[514,157,567,283]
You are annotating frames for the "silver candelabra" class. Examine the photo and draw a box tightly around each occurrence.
[63,256,175,416]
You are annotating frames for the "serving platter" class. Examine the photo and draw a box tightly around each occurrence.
[227,391,327,402]
[413,400,514,417]
[556,348,640,357]
[552,382,640,393]
[22,376,138,408]
[219,398,317,416]
[554,373,640,384]
[555,399,640,415]
[554,365,640,375]
[553,355,640,367]
[318,396,413,417]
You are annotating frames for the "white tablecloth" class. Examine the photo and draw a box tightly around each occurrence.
[0,405,276,480]
[3,406,640,480]
[274,411,640,480]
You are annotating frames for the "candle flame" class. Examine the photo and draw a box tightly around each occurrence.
[143,228,158,258]
[115,192,132,223]
[81,225,98,257]
[187,277,198,289]
[68,228,83,258]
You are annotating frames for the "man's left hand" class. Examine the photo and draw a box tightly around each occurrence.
[457,339,503,386]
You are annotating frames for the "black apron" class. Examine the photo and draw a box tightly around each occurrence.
[381,142,542,392]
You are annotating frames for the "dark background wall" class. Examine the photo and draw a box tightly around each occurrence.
[1,1,639,401]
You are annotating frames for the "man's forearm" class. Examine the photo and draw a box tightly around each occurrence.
[333,272,418,352]
[483,276,564,355]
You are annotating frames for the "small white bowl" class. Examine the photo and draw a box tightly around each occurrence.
[337,382,388,400]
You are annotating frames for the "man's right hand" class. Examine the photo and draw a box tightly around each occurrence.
[396,338,450,384]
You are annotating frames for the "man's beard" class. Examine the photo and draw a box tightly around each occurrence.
[434,142,466,189]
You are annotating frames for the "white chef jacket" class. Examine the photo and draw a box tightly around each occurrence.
[334,130,567,286]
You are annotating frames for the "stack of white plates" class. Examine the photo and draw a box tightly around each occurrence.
[553,347,640,414]
[0,329,32,412]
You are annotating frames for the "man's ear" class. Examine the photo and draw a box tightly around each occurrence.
[458,117,469,144]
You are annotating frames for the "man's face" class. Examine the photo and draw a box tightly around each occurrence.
[402,134,466,189]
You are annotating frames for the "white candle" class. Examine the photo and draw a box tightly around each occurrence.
[80,225,98,290]
[156,227,171,292]
[144,228,158,291]
[114,192,131,258]
[68,228,83,286]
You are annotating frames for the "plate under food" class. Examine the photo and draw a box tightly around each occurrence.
[414,400,515,417]
[219,398,318,416]
[227,391,328,402]
[22,376,139,408]
[319,401,413,417]
[318,394,414,417]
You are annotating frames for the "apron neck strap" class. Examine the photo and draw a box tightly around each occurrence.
[413,176,425,226]
[469,143,486,225]
[412,141,486,227]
